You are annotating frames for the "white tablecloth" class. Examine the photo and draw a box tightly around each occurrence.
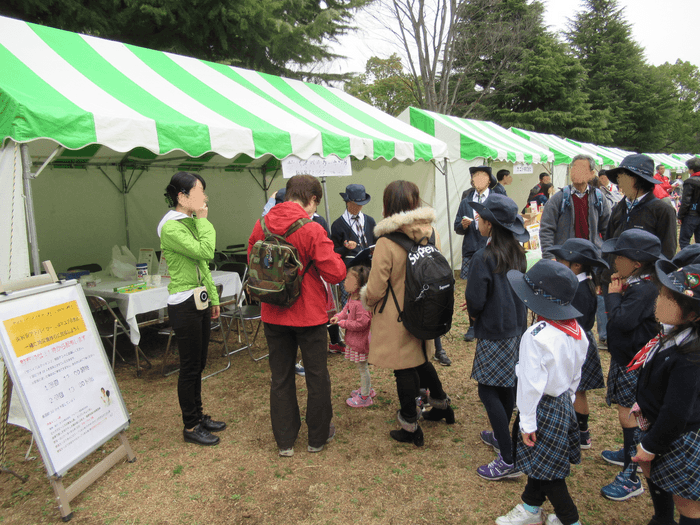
[83,271,241,345]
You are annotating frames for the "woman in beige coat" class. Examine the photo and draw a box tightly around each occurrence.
[361,181,453,446]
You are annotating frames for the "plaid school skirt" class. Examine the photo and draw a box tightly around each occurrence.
[644,428,700,500]
[460,255,473,280]
[606,360,640,408]
[516,393,581,480]
[577,330,605,392]
[471,337,520,387]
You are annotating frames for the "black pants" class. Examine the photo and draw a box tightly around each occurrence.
[522,477,579,525]
[394,360,447,423]
[479,384,516,463]
[680,215,700,249]
[264,323,332,449]
[168,296,211,429]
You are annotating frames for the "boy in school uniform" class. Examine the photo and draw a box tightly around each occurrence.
[496,260,588,525]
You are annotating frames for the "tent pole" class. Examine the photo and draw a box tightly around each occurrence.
[442,159,455,270]
[20,144,41,276]
[320,176,331,233]
[120,168,131,249]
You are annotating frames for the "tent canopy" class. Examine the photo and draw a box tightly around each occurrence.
[398,107,553,164]
[510,128,602,166]
[565,138,627,167]
[644,153,687,172]
[0,16,447,167]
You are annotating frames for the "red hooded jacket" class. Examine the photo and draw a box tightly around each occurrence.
[248,201,346,327]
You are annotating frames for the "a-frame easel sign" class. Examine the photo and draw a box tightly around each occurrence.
[0,262,135,521]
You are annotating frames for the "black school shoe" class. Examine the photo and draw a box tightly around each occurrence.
[183,424,220,446]
[201,414,227,432]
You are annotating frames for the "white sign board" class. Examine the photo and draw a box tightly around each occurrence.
[281,154,352,178]
[513,163,534,175]
[0,280,129,477]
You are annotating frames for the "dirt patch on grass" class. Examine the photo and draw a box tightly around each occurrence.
[1,281,654,524]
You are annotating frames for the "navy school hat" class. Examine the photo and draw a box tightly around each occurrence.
[547,238,609,269]
[340,184,371,205]
[274,187,287,205]
[601,229,663,262]
[469,166,492,177]
[507,259,582,320]
[672,244,700,267]
[606,154,659,185]
[469,193,528,240]
[655,260,700,306]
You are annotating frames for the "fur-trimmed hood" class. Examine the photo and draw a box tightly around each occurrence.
[373,207,436,243]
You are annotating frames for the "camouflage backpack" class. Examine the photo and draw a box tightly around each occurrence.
[248,217,312,307]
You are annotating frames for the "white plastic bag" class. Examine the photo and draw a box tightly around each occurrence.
[110,245,138,280]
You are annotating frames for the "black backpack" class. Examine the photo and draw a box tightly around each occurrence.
[379,230,454,340]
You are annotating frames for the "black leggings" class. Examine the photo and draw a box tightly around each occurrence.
[522,477,579,525]
[394,360,447,423]
[478,383,515,463]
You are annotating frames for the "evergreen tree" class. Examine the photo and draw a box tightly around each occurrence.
[489,32,612,144]
[2,0,369,80]
[566,0,675,151]
[656,60,700,153]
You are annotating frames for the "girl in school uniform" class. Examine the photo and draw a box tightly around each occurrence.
[548,238,609,450]
[630,261,700,525]
[496,259,588,525]
[600,229,663,501]
[464,194,529,480]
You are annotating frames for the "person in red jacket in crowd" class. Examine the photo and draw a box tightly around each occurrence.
[653,164,674,207]
[248,174,347,457]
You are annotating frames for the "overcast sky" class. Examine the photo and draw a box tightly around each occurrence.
[329,0,699,76]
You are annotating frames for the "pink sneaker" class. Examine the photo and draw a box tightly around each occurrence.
[329,343,346,354]
[346,394,373,408]
[351,388,376,398]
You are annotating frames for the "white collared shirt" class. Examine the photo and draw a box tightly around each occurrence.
[342,209,366,244]
[472,188,489,228]
[516,321,589,433]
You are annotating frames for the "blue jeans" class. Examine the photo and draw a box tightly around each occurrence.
[596,295,607,341]
[679,215,700,249]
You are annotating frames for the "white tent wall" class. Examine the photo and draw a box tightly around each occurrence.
[0,141,30,281]
[488,160,553,211]
[552,164,570,191]
[24,159,434,274]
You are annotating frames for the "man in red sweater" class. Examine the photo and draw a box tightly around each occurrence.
[248,175,346,457]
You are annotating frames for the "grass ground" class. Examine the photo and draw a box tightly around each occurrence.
[0,280,656,524]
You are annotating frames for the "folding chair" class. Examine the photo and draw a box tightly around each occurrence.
[86,295,151,376]
[220,273,266,362]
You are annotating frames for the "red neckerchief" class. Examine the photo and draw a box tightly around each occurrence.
[536,315,583,340]
[627,333,662,371]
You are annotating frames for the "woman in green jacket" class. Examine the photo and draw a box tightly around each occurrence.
[158,172,223,446]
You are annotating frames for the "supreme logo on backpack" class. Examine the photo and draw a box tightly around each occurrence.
[379,231,455,340]
[248,217,312,307]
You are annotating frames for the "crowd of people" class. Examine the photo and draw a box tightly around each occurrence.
[157,152,700,525]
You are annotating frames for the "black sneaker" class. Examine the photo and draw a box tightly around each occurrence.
[201,414,227,432]
[183,424,220,446]
[463,327,475,342]
[434,350,452,366]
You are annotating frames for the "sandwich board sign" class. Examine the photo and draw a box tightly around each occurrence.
[0,265,134,521]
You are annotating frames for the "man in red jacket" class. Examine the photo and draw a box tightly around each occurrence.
[248,174,346,457]
[653,164,673,206]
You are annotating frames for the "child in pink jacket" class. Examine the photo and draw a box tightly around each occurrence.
[331,266,373,407]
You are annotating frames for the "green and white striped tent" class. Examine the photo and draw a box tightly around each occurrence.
[644,153,687,172]
[673,153,699,165]
[565,139,628,168]
[0,16,450,279]
[509,128,603,190]
[397,107,554,266]
[510,128,601,166]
